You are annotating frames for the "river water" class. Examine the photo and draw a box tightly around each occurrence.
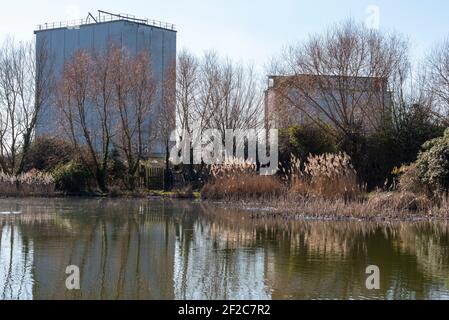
[0,198,448,300]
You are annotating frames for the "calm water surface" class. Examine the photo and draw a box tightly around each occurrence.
[0,198,449,300]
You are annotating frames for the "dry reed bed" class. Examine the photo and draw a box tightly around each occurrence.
[202,160,284,201]
[0,170,55,196]
[201,154,447,220]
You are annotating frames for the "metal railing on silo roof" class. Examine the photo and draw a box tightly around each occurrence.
[36,10,176,32]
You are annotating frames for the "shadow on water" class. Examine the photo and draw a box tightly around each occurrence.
[0,198,449,300]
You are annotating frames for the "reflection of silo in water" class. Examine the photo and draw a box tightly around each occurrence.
[0,199,177,300]
[29,210,176,299]
[0,223,34,300]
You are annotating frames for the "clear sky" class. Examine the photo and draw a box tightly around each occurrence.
[1,0,448,69]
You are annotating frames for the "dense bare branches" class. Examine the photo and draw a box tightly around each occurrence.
[111,47,156,189]
[270,20,409,139]
[426,38,449,119]
[176,50,263,154]
[57,50,110,191]
[176,50,199,135]
[0,38,53,175]
[172,50,263,169]
[57,46,154,191]
[199,52,262,137]
[57,44,157,191]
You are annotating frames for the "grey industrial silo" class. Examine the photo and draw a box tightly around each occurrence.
[34,10,177,158]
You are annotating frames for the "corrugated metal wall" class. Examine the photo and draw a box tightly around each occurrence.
[35,20,177,157]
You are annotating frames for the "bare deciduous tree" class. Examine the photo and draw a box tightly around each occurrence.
[172,50,263,167]
[57,44,159,191]
[176,50,199,136]
[198,52,262,141]
[0,38,54,175]
[389,59,437,134]
[214,58,260,139]
[57,49,114,192]
[270,20,408,157]
[427,38,449,120]
[159,58,177,190]
[111,46,156,189]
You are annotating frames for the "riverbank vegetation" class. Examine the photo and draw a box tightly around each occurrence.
[0,170,55,196]
[1,19,449,211]
[201,143,449,219]
[201,154,449,219]
[199,20,449,219]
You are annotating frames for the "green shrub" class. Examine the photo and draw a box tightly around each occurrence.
[23,137,74,172]
[416,129,449,196]
[52,161,90,193]
[279,124,336,167]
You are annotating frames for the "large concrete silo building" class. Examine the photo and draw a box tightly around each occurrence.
[34,10,177,158]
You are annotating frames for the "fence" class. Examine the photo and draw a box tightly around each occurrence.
[139,166,166,190]
[36,11,176,31]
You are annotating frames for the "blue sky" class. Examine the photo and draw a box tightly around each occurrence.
[1,0,448,69]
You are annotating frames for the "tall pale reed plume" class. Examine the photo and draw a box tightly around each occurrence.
[200,154,448,217]
[202,158,284,201]
[289,152,362,201]
[0,169,55,196]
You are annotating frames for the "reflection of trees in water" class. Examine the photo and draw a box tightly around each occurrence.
[0,223,34,300]
[1,199,449,300]
[0,198,191,300]
[199,204,449,299]
[174,217,271,300]
[394,223,449,295]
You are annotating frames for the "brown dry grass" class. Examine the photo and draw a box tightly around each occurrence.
[287,153,362,201]
[211,194,446,220]
[200,154,447,219]
[202,153,361,202]
[202,159,284,201]
[0,169,55,196]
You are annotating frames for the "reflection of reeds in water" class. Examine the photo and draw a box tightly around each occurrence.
[0,199,60,227]
[0,198,193,239]
[199,203,449,262]
[0,198,184,299]
[1,198,449,299]
[199,203,382,254]
[198,204,449,299]
[395,222,449,280]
